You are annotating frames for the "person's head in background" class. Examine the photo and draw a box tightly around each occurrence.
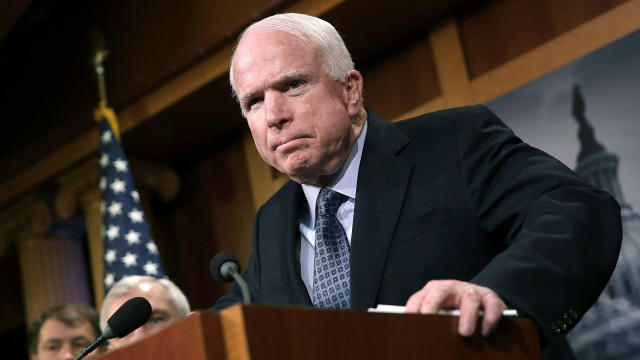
[27,303,102,360]
[99,275,190,350]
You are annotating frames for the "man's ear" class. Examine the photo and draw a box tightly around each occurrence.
[343,70,364,117]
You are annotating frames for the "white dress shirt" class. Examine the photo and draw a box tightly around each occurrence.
[299,120,368,296]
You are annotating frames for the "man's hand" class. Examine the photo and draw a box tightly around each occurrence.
[405,280,507,337]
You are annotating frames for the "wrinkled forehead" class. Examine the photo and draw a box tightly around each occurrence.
[107,282,173,315]
[232,29,323,92]
[39,318,96,342]
[234,27,318,65]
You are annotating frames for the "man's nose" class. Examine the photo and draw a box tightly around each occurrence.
[264,92,290,128]
[59,343,76,360]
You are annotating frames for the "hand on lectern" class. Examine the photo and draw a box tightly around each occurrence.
[404,279,507,338]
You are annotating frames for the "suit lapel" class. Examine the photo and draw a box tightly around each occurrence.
[269,181,312,306]
[351,110,413,309]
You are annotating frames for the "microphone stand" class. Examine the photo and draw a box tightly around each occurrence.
[74,334,105,360]
[231,272,250,305]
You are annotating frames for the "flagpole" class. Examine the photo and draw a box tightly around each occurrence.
[91,41,120,140]
[92,47,109,105]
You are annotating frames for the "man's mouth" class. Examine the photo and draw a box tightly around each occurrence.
[275,136,309,151]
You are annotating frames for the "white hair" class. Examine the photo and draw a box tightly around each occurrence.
[99,275,191,331]
[229,13,355,98]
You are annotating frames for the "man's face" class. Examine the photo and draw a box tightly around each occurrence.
[232,28,364,185]
[105,281,180,350]
[32,318,96,360]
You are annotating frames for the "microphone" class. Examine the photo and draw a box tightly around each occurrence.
[210,252,251,304]
[74,297,152,360]
[103,296,153,338]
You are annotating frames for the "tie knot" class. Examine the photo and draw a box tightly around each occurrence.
[316,188,347,217]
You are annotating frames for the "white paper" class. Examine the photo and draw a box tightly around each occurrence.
[368,304,519,317]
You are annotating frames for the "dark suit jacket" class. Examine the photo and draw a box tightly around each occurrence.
[213,105,622,359]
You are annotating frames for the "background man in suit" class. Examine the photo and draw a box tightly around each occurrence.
[99,275,190,350]
[27,304,103,360]
[214,13,621,358]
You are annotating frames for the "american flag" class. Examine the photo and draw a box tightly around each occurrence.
[98,116,166,292]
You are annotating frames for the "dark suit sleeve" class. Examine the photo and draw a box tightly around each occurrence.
[457,105,621,346]
[210,208,263,310]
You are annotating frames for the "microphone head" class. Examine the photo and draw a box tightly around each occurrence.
[105,297,152,339]
[210,252,240,282]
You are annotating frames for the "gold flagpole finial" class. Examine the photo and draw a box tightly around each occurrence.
[93,48,109,104]
[91,27,109,105]
[91,27,120,139]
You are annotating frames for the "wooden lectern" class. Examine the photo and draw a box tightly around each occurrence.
[95,305,541,359]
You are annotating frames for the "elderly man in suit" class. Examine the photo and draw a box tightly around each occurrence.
[100,275,190,351]
[214,13,621,359]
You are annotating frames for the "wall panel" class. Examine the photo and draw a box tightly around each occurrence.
[362,34,441,120]
[458,0,629,79]
[153,138,254,309]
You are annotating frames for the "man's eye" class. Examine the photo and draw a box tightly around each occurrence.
[246,96,263,111]
[73,341,90,349]
[288,80,302,89]
[148,315,167,324]
[45,344,60,352]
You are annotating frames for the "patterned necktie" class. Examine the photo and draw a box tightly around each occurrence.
[312,187,350,309]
